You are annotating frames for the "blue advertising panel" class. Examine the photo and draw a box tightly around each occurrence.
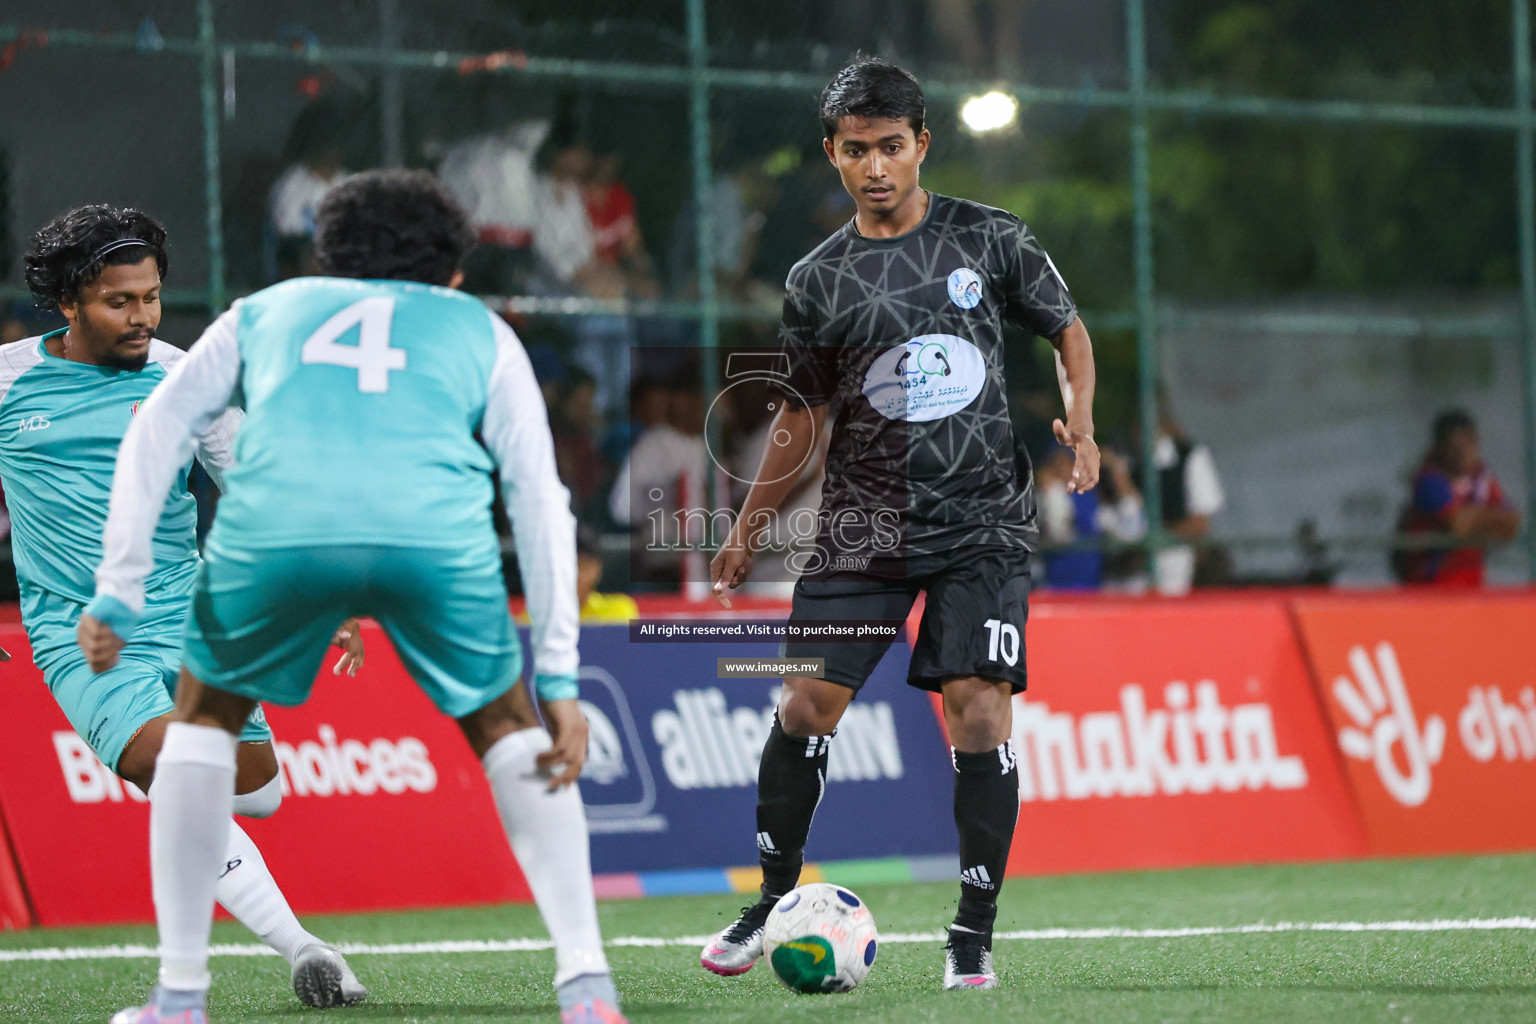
[568,625,957,875]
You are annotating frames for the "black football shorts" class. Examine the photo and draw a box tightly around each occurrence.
[781,546,1031,693]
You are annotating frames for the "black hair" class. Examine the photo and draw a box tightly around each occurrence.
[23,205,168,311]
[1432,408,1476,445]
[313,169,474,286]
[819,57,926,140]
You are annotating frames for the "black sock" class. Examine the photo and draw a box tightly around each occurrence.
[952,741,1020,937]
[756,714,834,900]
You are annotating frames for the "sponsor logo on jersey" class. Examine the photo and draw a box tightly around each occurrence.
[17,415,50,432]
[1011,682,1309,801]
[947,267,984,309]
[652,687,904,790]
[131,401,140,417]
[861,334,987,423]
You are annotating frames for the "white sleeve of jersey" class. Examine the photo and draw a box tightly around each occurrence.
[193,407,243,493]
[149,337,244,492]
[480,310,579,684]
[97,311,244,614]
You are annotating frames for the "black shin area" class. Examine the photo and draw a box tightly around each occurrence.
[755,714,834,899]
[952,741,1020,937]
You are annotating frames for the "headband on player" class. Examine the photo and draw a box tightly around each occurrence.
[87,238,152,263]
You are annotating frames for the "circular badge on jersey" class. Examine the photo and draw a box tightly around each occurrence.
[861,334,987,422]
[947,267,984,310]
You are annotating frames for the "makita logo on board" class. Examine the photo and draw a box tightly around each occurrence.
[1012,682,1308,802]
[653,687,904,790]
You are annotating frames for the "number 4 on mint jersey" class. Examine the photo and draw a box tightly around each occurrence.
[300,296,407,393]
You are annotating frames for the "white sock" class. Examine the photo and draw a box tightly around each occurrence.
[216,821,324,963]
[231,774,283,818]
[151,722,237,994]
[482,729,609,986]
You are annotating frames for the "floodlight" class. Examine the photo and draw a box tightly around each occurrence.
[960,91,1019,134]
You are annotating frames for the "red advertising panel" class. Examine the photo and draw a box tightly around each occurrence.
[0,803,32,930]
[0,622,528,927]
[1008,599,1366,876]
[1291,592,1536,856]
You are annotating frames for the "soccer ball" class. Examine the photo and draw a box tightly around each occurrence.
[763,882,879,993]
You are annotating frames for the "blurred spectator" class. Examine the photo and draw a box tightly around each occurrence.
[268,141,347,280]
[576,524,639,622]
[531,139,638,415]
[552,368,610,514]
[1142,412,1225,596]
[609,380,707,529]
[585,152,658,296]
[522,339,568,410]
[600,375,668,471]
[512,525,638,626]
[2,317,30,347]
[753,170,857,287]
[531,139,603,292]
[1031,443,1146,591]
[609,377,726,589]
[1394,409,1520,586]
[668,158,773,305]
[926,0,1025,78]
[438,120,550,294]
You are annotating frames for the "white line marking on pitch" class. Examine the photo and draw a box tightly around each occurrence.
[2,918,1534,963]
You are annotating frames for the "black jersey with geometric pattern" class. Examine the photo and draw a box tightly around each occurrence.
[771,192,1077,569]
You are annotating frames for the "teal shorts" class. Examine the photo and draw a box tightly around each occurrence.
[182,542,523,718]
[42,632,272,774]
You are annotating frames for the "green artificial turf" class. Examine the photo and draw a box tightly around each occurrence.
[3,854,1534,1023]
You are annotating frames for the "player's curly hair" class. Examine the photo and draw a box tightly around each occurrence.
[313,169,474,286]
[819,56,926,140]
[23,205,168,311]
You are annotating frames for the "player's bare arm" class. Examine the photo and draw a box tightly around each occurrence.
[711,402,827,606]
[1050,316,1100,493]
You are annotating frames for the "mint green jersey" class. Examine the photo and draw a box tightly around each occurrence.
[211,277,500,552]
[0,332,236,663]
[92,277,579,689]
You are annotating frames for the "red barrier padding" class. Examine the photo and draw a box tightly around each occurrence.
[1004,598,1367,876]
[0,622,529,927]
[4,587,1532,926]
[0,801,34,930]
[1292,591,1536,856]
